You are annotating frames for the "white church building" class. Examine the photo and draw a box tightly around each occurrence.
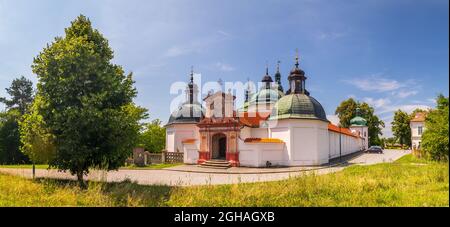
[165,55,368,168]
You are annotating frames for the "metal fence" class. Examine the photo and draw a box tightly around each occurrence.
[129,148,184,166]
[148,153,163,164]
[163,152,184,164]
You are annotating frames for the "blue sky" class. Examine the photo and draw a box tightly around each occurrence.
[0,0,448,137]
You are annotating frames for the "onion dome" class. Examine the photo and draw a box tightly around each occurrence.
[249,88,285,105]
[269,93,327,121]
[166,67,205,126]
[269,51,327,122]
[350,107,367,126]
[167,102,205,126]
[261,65,274,84]
[248,65,284,107]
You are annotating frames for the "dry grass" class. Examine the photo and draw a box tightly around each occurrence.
[0,154,448,207]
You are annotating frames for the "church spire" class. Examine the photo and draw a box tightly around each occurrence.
[287,50,308,95]
[245,78,250,102]
[274,60,283,92]
[261,62,273,88]
[186,66,198,105]
[189,66,194,85]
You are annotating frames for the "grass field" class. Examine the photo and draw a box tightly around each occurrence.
[0,154,448,207]
[0,164,50,169]
[0,163,181,170]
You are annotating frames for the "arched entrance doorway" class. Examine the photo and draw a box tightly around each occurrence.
[212,133,227,160]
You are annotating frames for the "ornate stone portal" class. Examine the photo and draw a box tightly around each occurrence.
[197,91,240,167]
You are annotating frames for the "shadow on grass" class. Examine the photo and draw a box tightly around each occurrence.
[33,177,174,207]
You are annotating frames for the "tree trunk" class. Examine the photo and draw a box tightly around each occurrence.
[76,172,86,189]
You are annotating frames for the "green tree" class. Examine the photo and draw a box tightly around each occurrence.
[411,108,427,118]
[0,109,29,164]
[335,98,385,146]
[335,98,358,128]
[421,94,449,161]
[0,76,34,115]
[138,119,166,153]
[19,95,56,164]
[31,15,147,187]
[391,110,412,147]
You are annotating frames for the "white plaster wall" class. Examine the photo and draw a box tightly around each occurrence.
[268,119,329,166]
[328,131,363,159]
[251,128,269,138]
[240,127,252,139]
[183,143,199,164]
[350,126,369,150]
[165,124,199,153]
[238,139,286,167]
[166,127,175,153]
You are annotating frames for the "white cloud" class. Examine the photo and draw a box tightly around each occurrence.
[427,98,437,104]
[316,31,347,40]
[215,62,235,72]
[363,97,391,109]
[377,104,432,115]
[164,46,192,58]
[327,115,340,126]
[394,90,418,98]
[344,74,407,92]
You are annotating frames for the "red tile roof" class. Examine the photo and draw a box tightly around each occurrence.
[238,112,270,127]
[411,112,427,122]
[328,124,359,138]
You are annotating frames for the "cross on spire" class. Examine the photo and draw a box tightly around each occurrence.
[189,66,194,84]
[265,61,269,75]
[295,48,300,68]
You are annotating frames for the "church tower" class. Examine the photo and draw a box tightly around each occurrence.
[349,107,369,150]
[274,61,284,93]
[286,51,310,95]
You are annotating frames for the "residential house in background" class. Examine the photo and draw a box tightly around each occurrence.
[410,112,427,151]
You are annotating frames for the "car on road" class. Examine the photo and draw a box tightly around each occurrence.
[366,146,383,154]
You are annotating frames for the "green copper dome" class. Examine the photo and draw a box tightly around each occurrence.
[249,88,285,105]
[350,116,367,127]
[166,102,204,126]
[269,94,328,121]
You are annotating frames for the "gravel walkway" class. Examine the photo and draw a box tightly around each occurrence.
[0,149,410,186]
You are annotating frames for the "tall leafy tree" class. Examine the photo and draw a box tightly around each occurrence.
[19,95,56,164]
[335,98,385,146]
[0,76,34,115]
[138,119,166,153]
[421,94,449,161]
[31,15,147,187]
[0,76,34,164]
[391,110,411,147]
[0,109,29,164]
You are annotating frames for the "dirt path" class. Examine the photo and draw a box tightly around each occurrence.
[0,149,410,186]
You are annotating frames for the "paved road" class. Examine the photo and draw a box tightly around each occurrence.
[0,149,410,186]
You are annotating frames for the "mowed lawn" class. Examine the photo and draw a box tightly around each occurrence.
[0,154,448,207]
